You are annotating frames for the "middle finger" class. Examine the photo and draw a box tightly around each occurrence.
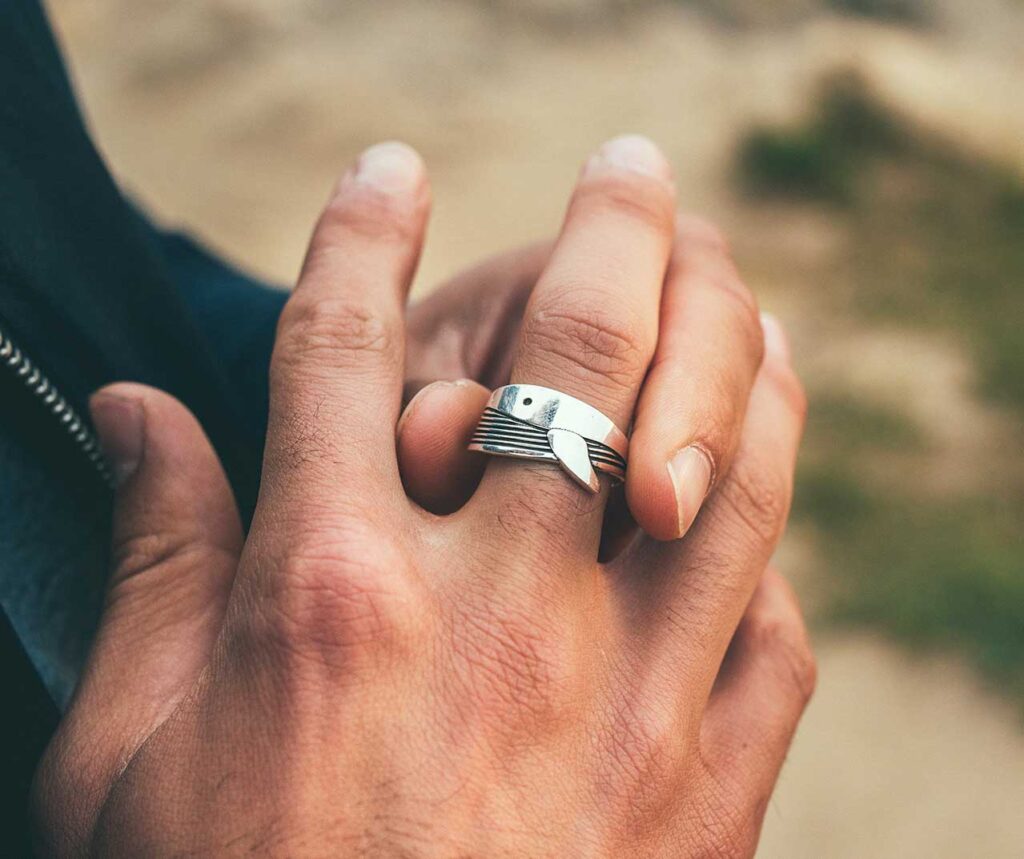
[471,135,676,556]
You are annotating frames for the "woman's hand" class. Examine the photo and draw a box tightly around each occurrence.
[33,138,813,857]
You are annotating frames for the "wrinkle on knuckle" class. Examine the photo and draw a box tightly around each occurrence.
[526,298,648,392]
[679,259,760,356]
[275,297,396,376]
[716,276,763,358]
[110,532,222,592]
[749,618,817,705]
[715,459,791,546]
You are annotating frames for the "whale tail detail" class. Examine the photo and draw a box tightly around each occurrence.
[547,428,600,493]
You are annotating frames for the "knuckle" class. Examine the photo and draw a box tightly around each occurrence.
[716,458,792,546]
[718,276,762,355]
[526,295,649,392]
[111,532,207,587]
[251,539,422,670]
[275,297,396,375]
[573,172,676,237]
[688,764,760,858]
[696,817,759,859]
[694,259,761,353]
[597,695,684,827]
[753,619,817,705]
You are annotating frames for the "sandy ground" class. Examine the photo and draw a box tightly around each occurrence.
[46,0,1024,854]
[759,635,1024,858]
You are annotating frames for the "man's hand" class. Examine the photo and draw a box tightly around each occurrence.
[33,138,813,857]
[406,241,549,395]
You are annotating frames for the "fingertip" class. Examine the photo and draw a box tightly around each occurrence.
[760,312,791,365]
[337,140,427,199]
[626,448,687,542]
[92,383,241,548]
[307,141,431,275]
[397,379,490,514]
[90,387,146,487]
[584,134,674,185]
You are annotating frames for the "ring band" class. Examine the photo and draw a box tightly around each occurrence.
[467,384,628,493]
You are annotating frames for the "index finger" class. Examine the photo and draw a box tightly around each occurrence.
[257,142,430,526]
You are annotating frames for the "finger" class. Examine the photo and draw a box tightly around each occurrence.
[405,241,551,389]
[701,568,816,819]
[621,314,806,697]
[627,217,764,541]
[36,384,242,850]
[473,135,676,553]
[258,141,430,524]
[397,379,490,514]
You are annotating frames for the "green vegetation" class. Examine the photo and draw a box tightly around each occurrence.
[737,72,905,203]
[825,0,925,23]
[674,0,928,28]
[736,72,1024,701]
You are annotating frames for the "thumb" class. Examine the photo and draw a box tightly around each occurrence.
[91,383,242,683]
[33,384,242,853]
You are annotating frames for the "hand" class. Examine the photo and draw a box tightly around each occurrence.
[33,138,813,857]
[406,241,549,395]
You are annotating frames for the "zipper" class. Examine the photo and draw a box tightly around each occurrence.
[0,324,112,486]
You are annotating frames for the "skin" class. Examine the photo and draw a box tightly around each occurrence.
[32,137,814,857]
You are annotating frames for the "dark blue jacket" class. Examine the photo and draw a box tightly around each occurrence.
[1,2,286,847]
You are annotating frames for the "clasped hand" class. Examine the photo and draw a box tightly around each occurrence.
[34,137,813,858]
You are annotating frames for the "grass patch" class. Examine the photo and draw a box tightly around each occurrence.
[825,0,926,23]
[737,72,905,202]
[736,72,1024,701]
[671,0,928,27]
[795,424,1024,702]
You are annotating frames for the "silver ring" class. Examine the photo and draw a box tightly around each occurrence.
[468,384,628,493]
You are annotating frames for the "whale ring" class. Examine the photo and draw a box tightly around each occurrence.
[467,384,629,493]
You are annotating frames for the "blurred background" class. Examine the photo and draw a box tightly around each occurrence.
[47,0,1023,855]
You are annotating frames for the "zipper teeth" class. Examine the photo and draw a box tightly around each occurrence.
[0,325,113,487]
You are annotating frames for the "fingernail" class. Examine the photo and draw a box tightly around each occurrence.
[584,134,672,182]
[396,379,471,439]
[350,141,423,194]
[90,393,145,486]
[760,312,791,363]
[667,445,713,539]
